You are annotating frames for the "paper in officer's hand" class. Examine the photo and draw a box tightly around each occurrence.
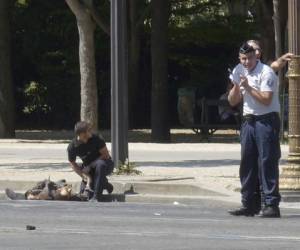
[230,74,240,85]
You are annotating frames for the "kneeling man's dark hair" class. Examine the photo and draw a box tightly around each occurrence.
[74,121,91,135]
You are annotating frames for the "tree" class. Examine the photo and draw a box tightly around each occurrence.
[254,0,275,63]
[151,0,171,142]
[128,0,148,128]
[226,0,249,16]
[272,0,288,64]
[273,0,288,138]
[0,0,15,138]
[65,0,98,130]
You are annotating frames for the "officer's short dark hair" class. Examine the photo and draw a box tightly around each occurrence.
[239,42,255,54]
[74,121,91,135]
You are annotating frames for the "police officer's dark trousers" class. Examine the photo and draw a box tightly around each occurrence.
[240,112,281,209]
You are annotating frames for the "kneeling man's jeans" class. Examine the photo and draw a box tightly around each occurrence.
[88,159,114,196]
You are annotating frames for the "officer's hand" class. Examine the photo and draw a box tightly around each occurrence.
[231,82,240,93]
[239,76,249,89]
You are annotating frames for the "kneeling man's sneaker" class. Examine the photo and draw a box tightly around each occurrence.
[228,206,255,217]
[258,205,281,218]
[88,196,98,203]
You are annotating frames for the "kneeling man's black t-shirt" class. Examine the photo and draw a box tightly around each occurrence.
[67,134,106,166]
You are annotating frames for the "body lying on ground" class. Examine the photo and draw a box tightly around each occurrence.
[5,179,87,201]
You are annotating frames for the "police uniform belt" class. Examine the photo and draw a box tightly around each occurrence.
[243,112,279,122]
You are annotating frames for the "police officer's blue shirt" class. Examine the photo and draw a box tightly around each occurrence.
[231,61,280,116]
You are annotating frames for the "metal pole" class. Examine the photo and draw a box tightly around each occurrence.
[111,0,129,168]
[280,0,300,191]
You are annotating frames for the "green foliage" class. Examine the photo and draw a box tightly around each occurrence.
[13,0,82,128]
[12,0,112,129]
[16,0,28,6]
[23,81,50,115]
[168,0,258,98]
[115,160,142,175]
[10,0,270,129]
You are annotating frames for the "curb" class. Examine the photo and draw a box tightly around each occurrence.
[1,180,300,208]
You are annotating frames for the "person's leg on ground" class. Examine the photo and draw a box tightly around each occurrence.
[103,159,114,194]
[91,160,105,201]
[88,159,114,201]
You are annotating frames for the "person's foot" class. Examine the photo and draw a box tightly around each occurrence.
[84,187,94,193]
[258,205,281,218]
[253,199,262,215]
[105,183,114,194]
[5,188,17,200]
[254,205,262,215]
[228,207,255,217]
[88,196,98,202]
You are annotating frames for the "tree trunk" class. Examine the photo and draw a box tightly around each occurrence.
[151,0,170,142]
[273,0,284,139]
[0,0,15,138]
[128,0,144,128]
[66,0,98,130]
[273,0,282,59]
[128,0,142,128]
[255,0,276,63]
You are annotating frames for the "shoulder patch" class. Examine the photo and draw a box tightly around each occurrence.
[266,78,274,87]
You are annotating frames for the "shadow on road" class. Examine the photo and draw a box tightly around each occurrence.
[0,163,71,170]
[136,159,240,168]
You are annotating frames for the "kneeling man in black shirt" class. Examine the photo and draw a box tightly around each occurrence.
[67,121,114,202]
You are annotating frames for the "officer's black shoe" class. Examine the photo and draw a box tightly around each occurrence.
[258,205,281,218]
[228,207,255,217]
[105,182,114,194]
[253,199,262,215]
[254,206,262,215]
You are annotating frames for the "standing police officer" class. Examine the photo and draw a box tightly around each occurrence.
[228,43,281,218]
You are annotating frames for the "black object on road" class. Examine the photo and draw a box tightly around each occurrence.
[26,225,36,230]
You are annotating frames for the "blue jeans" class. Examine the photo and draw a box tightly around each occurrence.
[240,113,281,208]
[84,159,114,197]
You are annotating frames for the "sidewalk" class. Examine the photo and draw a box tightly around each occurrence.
[0,139,296,208]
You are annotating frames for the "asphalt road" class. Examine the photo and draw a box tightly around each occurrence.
[0,200,300,250]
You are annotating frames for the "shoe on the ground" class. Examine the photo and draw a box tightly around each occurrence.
[254,206,262,215]
[105,183,114,194]
[88,196,98,202]
[253,199,262,215]
[83,188,94,199]
[258,205,281,218]
[228,207,255,217]
[5,188,17,200]
[84,187,94,193]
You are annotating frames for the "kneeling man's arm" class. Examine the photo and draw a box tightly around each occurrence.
[99,146,111,160]
[70,161,84,178]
